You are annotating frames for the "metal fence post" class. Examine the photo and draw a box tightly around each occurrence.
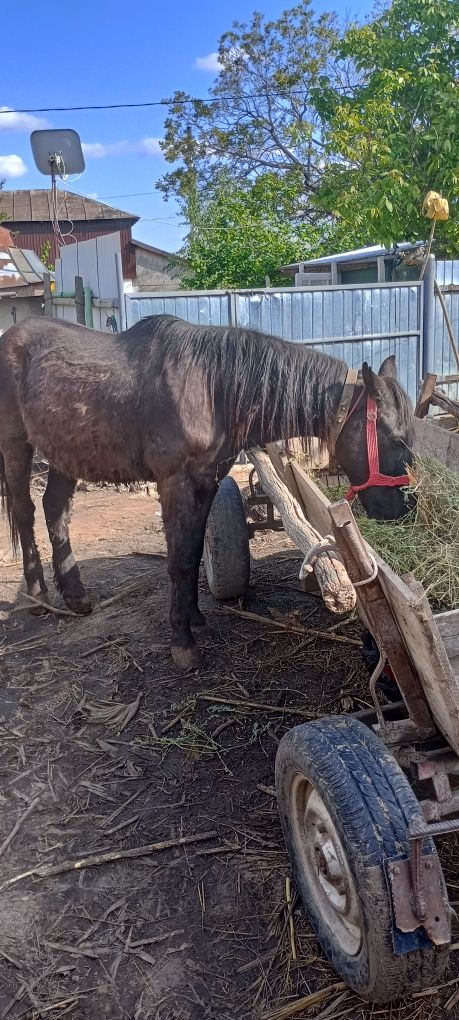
[422,255,435,376]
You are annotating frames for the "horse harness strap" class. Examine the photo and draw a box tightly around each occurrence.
[333,368,359,443]
[342,388,411,501]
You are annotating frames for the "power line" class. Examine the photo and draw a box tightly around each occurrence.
[0,90,315,115]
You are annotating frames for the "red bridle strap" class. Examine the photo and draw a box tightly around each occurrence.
[344,394,410,501]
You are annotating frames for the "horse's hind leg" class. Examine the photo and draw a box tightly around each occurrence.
[158,469,217,670]
[2,441,49,611]
[42,468,92,615]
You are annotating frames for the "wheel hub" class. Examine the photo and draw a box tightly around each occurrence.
[290,775,363,957]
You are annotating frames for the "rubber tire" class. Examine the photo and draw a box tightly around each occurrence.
[203,476,250,599]
[275,715,450,1003]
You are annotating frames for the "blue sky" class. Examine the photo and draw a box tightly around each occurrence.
[2,0,373,252]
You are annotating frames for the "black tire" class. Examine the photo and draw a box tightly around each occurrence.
[275,715,450,1003]
[203,476,250,599]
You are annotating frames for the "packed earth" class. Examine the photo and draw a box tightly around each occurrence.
[0,470,458,1020]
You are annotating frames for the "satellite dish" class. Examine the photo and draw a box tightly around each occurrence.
[30,129,85,177]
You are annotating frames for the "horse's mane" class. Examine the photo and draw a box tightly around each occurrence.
[125,315,347,449]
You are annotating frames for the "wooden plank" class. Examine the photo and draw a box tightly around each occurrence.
[375,560,459,749]
[329,502,434,733]
[248,448,356,614]
[289,461,335,536]
[434,610,459,667]
[43,273,53,318]
[415,373,437,418]
[74,277,85,324]
[414,417,459,471]
[329,501,459,748]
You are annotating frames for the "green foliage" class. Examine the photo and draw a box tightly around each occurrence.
[314,0,459,252]
[178,172,323,289]
[159,2,339,205]
[161,0,459,283]
[39,240,55,272]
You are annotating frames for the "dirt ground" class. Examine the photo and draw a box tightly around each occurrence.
[0,473,457,1020]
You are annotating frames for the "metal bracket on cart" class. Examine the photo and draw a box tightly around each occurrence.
[246,467,284,539]
[387,816,459,952]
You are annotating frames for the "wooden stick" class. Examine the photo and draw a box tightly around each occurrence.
[223,606,362,645]
[434,279,459,371]
[285,877,297,961]
[198,694,316,718]
[431,388,459,421]
[0,830,217,892]
[247,447,356,614]
[10,594,77,617]
[260,982,347,1020]
[0,795,41,859]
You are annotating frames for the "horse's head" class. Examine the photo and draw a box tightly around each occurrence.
[335,355,415,521]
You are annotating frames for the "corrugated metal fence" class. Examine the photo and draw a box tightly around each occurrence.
[434,261,459,401]
[126,282,423,401]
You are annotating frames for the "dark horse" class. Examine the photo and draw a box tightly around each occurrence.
[0,314,414,669]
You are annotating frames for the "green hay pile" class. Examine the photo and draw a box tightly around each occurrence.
[322,456,459,612]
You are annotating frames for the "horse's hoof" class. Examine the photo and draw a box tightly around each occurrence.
[65,594,93,615]
[170,643,202,671]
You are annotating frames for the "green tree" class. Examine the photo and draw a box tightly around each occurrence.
[178,171,323,289]
[159,1,340,217]
[314,0,459,252]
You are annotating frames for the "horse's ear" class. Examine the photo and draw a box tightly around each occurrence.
[362,362,385,401]
[378,355,397,380]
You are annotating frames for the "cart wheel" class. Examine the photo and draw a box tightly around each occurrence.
[276,715,450,1003]
[203,477,250,599]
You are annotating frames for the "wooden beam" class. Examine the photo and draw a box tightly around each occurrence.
[43,273,53,318]
[415,373,437,419]
[247,447,356,614]
[75,275,85,325]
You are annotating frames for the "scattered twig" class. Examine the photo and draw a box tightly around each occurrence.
[78,897,126,944]
[221,606,362,646]
[161,706,193,735]
[260,983,347,1020]
[0,830,218,891]
[0,795,41,860]
[130,929,184,949]
[10,594,77,617]
[198,694,316,719]
[285,877,297,961]
[81,637,125,658]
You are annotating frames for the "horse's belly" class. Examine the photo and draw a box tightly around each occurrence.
[23,399,147,483]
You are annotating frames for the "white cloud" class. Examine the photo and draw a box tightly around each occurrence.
[0,154,27,177]
[0,106,48,131]
[139,137,162,156]
[82,138,163,159]
[82,141,128,158]
[193,52,222,72]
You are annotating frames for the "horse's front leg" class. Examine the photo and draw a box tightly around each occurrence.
[158,470,217,670]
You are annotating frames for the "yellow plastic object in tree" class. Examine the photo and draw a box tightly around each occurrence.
[422,191,449,221]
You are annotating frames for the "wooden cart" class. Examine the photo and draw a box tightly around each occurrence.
[203,426,459,1003]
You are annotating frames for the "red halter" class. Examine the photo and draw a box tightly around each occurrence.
[343,389,410,502]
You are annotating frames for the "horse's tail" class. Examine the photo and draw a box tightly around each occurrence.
[0,452,19,554]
